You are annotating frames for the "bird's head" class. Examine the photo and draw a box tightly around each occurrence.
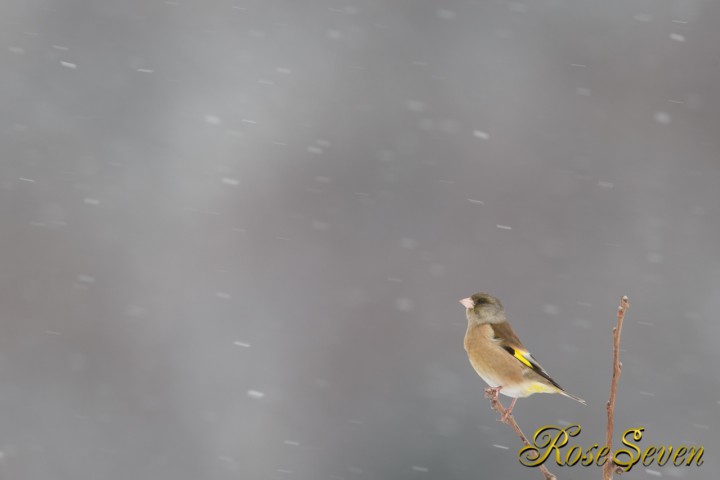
[459,292,506,325]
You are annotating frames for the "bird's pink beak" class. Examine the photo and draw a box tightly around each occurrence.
[459,297,474,309]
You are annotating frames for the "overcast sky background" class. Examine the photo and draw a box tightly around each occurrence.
[2,1,720,479]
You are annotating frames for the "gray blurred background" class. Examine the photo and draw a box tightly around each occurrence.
[2,0,719,479]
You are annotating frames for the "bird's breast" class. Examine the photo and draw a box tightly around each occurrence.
[464,323,529,396]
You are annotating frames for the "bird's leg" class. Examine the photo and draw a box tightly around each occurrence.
[500,397,517,423]
[483,386,502,401]
[483,387,517,424]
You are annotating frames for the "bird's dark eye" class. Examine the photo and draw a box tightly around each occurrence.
[474,297,487,305]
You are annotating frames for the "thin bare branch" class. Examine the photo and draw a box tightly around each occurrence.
[603,295,629,480]
[484,388,557,480]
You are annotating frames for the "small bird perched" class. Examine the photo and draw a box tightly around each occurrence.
[460,292,586,422]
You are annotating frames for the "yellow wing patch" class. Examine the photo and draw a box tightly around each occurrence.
[502,345,566,392]
[512,349,534,369]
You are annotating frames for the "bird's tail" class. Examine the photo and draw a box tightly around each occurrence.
[559,390,587,405]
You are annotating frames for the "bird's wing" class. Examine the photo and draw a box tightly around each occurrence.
[490,323,564,391]
[489,321,525,347]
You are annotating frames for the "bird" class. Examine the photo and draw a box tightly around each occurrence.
[460,292,586,422]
